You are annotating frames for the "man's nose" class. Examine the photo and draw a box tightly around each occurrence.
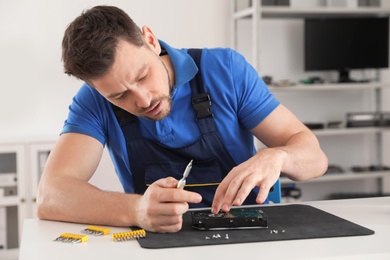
[134,89,151,108]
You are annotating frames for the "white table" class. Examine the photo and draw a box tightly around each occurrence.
[19,197,390,260]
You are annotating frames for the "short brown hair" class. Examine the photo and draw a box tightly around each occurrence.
[62,5,144,81]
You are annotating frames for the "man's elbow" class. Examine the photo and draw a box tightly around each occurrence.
[314,151,329,179]
[291,151,328,182]
[35,185,53,220]
[36,206,48,220]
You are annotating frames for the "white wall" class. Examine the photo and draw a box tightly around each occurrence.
[0,0,231,138]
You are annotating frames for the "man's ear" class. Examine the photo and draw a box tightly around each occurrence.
[141,25,161,55]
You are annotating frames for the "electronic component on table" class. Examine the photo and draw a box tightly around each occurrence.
[192,208,268,230]
[112,229,146,242]
[81,225,110,236]
[54,233,88,244]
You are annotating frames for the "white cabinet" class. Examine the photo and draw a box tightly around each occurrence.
[0,138,55,260]
[0,143,25,260]
[231,0,390,200]
[0,136,122,259]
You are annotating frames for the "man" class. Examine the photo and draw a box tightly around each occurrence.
[37,5,328,233]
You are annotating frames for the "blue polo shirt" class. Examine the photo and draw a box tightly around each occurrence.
[62,40,280,192]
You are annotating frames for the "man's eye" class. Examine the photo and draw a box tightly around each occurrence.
[138,75,147,82]
[113,93,125,100]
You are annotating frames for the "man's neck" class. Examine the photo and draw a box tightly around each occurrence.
[160,54,175,86]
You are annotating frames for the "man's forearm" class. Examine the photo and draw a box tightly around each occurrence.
[276,130,328,181]
[37,174,140,227]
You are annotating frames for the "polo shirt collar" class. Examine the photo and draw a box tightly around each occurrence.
[158,40,198,88]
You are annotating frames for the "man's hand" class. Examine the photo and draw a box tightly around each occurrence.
[211,105,328,214]
[134,177,202,233]
[211,148,284,214]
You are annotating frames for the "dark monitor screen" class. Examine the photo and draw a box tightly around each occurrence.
[304,17,389,82]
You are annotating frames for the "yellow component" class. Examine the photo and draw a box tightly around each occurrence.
[83,225,111,235]
[112,229,146,242]
[57,233,88,243]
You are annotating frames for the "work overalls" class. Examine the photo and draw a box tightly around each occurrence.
[113,49,258,208]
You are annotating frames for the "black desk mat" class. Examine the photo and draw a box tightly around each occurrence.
[137,204,374,249]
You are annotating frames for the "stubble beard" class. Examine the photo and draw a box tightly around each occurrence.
[142,57,173,121]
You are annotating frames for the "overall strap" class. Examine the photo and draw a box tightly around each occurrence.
[112,104,136,126]
[112,104,139,140]
[187,49,217,135]
[187,49,214,121]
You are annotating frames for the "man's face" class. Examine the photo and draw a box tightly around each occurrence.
[91,40,172,121]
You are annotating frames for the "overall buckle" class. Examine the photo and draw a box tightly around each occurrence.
[191,93,214,120]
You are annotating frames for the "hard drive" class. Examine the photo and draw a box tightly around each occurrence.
[191,208,268,230]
